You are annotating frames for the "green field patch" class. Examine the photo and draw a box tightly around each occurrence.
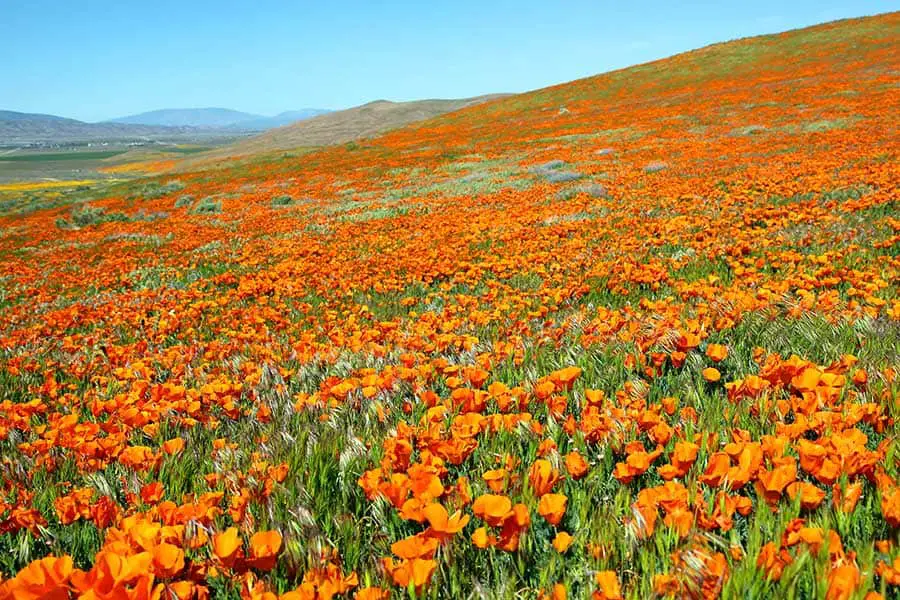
[0,150,127,162]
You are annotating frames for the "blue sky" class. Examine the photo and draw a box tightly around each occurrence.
[1,1,895,122]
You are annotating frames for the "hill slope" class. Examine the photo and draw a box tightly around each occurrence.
[0,12,898,600]
[197,95,509,160]
[234,109,334,130]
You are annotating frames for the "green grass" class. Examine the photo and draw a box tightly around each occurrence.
[0,150,127,162]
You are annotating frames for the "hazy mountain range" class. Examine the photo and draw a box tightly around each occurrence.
[0,110,199,145]
[106,107,332,129]
[0,107,332,145]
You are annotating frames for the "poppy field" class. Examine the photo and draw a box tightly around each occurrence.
[0,13,898,600]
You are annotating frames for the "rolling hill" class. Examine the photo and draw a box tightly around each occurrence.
[233,109,333,130]
[195,95,508,160]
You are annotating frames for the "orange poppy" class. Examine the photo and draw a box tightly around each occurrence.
[552,531,573,553]
[593,571,623,600]
[706,344,728,362]
[422,502,470,539]
[565,451,589,480]
[528,460,560,496]
[537,493,567,526]
[213,527,242,566]
[702,367,721,383]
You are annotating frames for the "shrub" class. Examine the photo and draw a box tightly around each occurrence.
[544,170,583,183]
[190,197,222,215]
[174,195,194,209]
[56,204,130,229]
[140,180,186,200]
[133,210,169,221]
[271,194,295,207]
[731,125,768,136]
[578,183,608,198]
[529,159,566,174]
[557,182,608,200]
[555,188,580,201]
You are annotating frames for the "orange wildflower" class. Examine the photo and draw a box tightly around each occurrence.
[702,367,721,383]
[564,451,589,480]
[528,459,561,495]
[551,531,573,553]
[213,527,243,566]
[249,530,283,571]
[537,493,567,526]
[706,344,728,362]
[593,571,623,600]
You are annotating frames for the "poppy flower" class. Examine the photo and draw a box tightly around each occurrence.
[391,534,439,559]
[786,481,826,510]
[614,445,663,484]
[702,367,721,383]
[483,469,508,492]
[756,462,797,506]
[565,451,589,480]
[528,460,560,496]
[593,571,623,600]
[151,542,185,578]
[472,494,513,527]
[140,482,165,504]
[382,558,436,591]
[422,502,470,539]
[3,555,73,599]
[162,437,185,455]
[249,530,282,571]
[552,531,573,553]
[832,482,863,513]
[658,441,699,480]
[548,366,582,391]
[706,344,728,362]
[471,527,493,549]
[537,493,567,526]
[213,527,243,566]
[548,583,567,600]
[827,564,860,600]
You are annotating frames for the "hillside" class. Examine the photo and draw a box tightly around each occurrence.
[195,94,509,160]
[0,12,898,600]
[234,109,333,130]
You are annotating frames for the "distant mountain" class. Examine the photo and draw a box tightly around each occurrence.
[0,105,333,146]
[108,108,263,128]
[0,110,75,123]
[0,109,227,145]
[107,108,333,130]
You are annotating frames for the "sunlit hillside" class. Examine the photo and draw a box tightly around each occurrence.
[0,12,898,600]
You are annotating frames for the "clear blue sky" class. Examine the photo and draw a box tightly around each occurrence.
[1,1,895,122]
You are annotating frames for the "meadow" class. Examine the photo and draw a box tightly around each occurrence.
[0,146,214,185]
[0,13,898,600]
